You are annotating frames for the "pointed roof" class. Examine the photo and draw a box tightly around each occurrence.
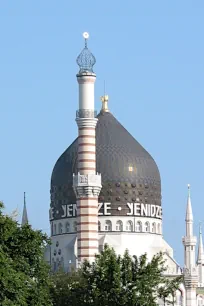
[186,184,193,221]
[197,223,204,264]
[21,192,28,226]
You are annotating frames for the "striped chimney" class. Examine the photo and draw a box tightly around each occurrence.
[73,32,101,265]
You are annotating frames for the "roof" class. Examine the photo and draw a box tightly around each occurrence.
[51,111,161,220]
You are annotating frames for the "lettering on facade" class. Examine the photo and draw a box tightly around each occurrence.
[50,202,162,220]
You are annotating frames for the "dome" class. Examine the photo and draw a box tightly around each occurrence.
[50,110,161,220]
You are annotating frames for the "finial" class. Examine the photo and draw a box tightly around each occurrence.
[100,95,109,113]
[83,32,89,48]
[187,184,191,196]
[76,32,96,74]
[24,191,26,205]
[199,222,202,234]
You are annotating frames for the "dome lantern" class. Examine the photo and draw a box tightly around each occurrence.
[76,32,96,74]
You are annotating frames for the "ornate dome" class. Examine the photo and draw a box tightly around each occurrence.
[50,110,161,220]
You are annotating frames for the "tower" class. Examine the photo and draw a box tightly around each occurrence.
[182,185,198,306]
[73,33,102,264]
[197,223,204,286]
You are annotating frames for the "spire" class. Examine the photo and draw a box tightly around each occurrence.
[21,192,28,226]
[186,184,193,221]
[197,223,204,263]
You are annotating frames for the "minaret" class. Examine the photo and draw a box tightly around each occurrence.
[182,184,198,306]
[197,223,204,286]
[21,192,28,225]
[73,33,102,264]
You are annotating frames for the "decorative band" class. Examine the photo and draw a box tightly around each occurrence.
[78,151,95,155]
[78,159,96,162]
[78,221,98,225]
[78,135,95,139]
[78,238,98,242]
[79,127,95,131]
[78,143,96,147]
[77,197,98,201]
[77,229,98,233]
[78,205,98,209]
[77,214,98,217]
[78,246,98,250]
[78,167,96,171]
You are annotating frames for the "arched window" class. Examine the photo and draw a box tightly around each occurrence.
[152,222,156,233]
[58,223,63,234]
[65,222,70,233]
[74,221,77,232]
[116,220,123,231]
[54,224,57,235]
[144,222,150,232]
[158,223,161,234]
[105,220,112,231]
[98,221,101,231]
[126,220,133,232]
[136,221,142,232]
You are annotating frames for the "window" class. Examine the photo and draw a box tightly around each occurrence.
[105,220,112,231]
[152,222,156,233]
[66,222,70,233]
[136,221,142,232]
[74,221,77,232]
[98,221,101,231]
[116,220,123,231]
[126,220,133,232]
[58,223,63,234]
[157,223,161,234]
[54,224,57,235]
[144,222,150,232]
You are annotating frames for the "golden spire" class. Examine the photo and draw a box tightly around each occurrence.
[100,95,109,112]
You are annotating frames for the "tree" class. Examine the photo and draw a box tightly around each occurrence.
[158,276,183,306]
[51,244,181,306]
[0,202,52,306]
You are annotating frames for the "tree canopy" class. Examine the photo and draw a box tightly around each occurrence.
[0,202,52,306]
[51,244,182,306]
[0,201,182,306]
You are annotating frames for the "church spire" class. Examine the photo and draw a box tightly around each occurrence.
[21,192,28,226]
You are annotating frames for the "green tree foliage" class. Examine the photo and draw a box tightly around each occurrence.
[158,276,183,306]
[51,244,182,306]
[0,202,52,306]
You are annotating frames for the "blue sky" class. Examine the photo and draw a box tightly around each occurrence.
[0,1,204,265]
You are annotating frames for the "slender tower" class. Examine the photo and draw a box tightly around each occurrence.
[182,184,198,306]
[73,33,102,264]
[197,223,204,286]
[22,192,28,225]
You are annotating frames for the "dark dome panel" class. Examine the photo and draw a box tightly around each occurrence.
[51,111,161,220]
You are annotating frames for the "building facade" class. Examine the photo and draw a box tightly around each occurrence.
[43,33,204,306]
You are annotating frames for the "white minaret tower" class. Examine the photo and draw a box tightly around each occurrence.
[197,223,204,286]
[182,184,198,306]
[73,33,102,264]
